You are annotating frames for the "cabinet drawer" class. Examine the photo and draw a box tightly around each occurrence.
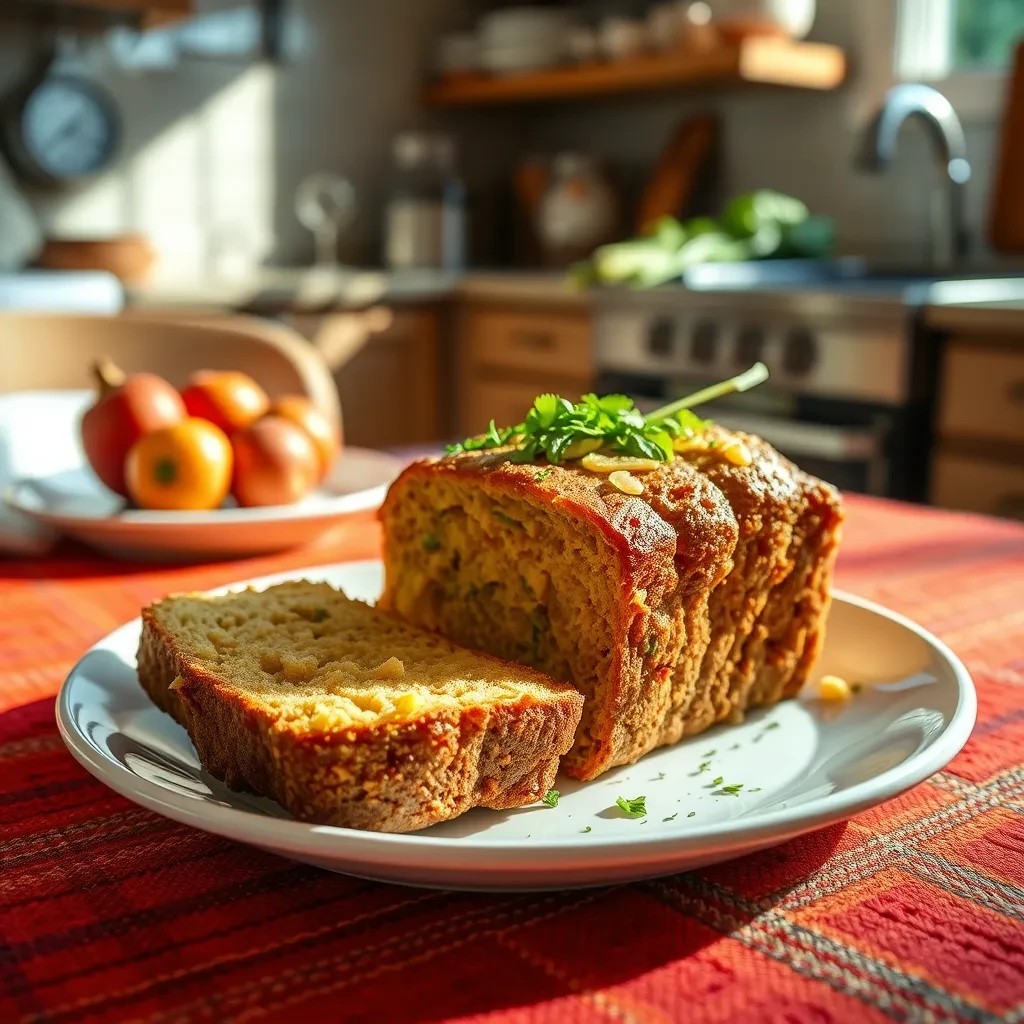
[462,307,592,378]
[931,452,1024,520]
[460,377,587,438]
[939,343,1024,444]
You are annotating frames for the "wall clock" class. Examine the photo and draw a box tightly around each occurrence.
[2,69,121,187]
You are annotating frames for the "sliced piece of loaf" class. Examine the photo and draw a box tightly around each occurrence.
[379,432,842,781]
[378,450,739,781]
[137,581,584,833]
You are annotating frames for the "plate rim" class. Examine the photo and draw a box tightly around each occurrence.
[55,560,978,867]
[5,448,401,531]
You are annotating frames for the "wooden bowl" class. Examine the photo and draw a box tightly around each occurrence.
[35,234,157,283]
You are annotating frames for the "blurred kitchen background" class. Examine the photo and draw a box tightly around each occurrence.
[3,0,1024,518]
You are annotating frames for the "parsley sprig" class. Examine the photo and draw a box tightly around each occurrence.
[446,363,768,465]
[616,795,647,818]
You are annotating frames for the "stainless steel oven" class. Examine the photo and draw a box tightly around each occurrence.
[592,282,933,501]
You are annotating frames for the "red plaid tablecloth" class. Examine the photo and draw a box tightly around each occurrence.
[2,495,1023,1024]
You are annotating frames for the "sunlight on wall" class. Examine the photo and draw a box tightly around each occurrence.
[38,64,276,281]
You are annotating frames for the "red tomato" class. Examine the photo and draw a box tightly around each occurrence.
[230,415,320,507]
[267,395,341,481]
[80,359,186,497]
[181,370,269,435]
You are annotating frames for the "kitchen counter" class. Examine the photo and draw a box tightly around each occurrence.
[126,267,588,313]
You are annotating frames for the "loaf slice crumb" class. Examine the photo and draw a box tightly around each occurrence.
[137,581,583,832]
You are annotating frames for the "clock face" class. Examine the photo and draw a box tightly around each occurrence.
[19,76,119,182]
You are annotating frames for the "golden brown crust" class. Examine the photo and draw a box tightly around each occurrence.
[136,598,583,833]
[380,449,739,780]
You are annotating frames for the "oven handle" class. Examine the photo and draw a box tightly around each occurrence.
[633,403,882,462]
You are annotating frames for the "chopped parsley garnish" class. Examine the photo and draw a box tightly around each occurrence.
[693,760,712,776]
[533,467,554,482]
[421,533,441,552]
[583,825,592,833]
[663,813,678,822]
[714,783,744,797]
[645,635,658,658]
[701,749,716,757]
[687,811,696,818]
[542,789,559,808]
[656,771,667,780]
[445,365,768,464]
[312,607,328,622]
[711,776,724,787]
[749,787,762,793]
[616,795,647,818]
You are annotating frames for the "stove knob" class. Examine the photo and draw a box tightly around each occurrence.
[783,327,817,376]
[646,316,675,358]
[690,320,718,365]
[736,325,764,367]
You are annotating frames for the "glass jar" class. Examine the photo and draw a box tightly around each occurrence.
[383,132,466,272]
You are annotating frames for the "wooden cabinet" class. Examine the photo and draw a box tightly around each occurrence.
[932,334,1024,520]
[455,301,594,436]
[932,453,1024,520]
[287,307,442,450]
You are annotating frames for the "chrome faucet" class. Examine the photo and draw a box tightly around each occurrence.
[858,83,972,270]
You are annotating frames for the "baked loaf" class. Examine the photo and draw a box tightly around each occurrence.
[137,581,583,832]
[379,428,842,781]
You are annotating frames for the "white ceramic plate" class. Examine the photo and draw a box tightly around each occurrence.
[56,560,976,891]
[5,449,401,562]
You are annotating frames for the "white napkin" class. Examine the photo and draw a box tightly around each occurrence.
[0,390,92,556]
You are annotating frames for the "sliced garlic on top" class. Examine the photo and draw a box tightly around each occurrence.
[608,470,644,495]
[582,452,661,474]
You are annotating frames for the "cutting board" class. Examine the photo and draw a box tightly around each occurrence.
[634,113,718,236]
[989,39,1024,253]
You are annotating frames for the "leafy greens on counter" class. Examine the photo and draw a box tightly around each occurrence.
[569,189,836,290]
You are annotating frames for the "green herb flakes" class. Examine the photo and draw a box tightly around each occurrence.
[663,813,678,822]
[687,811,696,818]
[312,607,329,622]
[616,795,647,818]
[533,467,554,482]
[542,789,559,808]
[493,510,524,529]
[715,783,743,797]
[645,634,658,658]
[421,533,441,552]
[701,749,716,757]
[711,776,724,787]
[583,825,592,833]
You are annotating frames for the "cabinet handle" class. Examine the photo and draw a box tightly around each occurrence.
[508,329,555,351]
[1007,380,1024,405]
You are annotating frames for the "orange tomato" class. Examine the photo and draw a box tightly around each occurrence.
[125,418,233,511]
[231,415,320,507]
[180,370,269,435]
[267,395,341,481]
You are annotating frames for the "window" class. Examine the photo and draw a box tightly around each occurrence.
[953,0,1024,72]
[866,0,1023,120]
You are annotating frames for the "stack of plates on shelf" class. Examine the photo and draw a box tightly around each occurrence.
[478,6,572,74]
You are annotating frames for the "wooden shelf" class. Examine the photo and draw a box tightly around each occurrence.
[422,38,847,108]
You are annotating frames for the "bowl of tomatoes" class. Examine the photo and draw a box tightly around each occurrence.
[4,364,401,561]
